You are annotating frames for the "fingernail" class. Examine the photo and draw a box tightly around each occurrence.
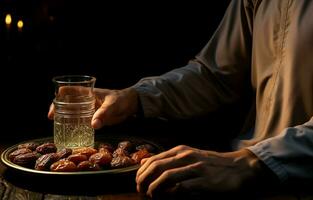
[92,118,102,129]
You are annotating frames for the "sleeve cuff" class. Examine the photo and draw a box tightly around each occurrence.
[247,143,289,182]
[132,84,161,118]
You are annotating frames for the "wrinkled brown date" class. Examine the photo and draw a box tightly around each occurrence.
[111,155,135,168]
[13,152,39,167]
[67,154,88,165]
[35,153,59,171]
[117,141,133,152]
[9,148,32,161]
[136,144,155,153]
[18,142,39,151]
[72,147,97,158]
[98,143,114,153]
[131,149,153,164]
[113,148,129,157]
[56,148,72,160]
[36,143,57,154]
[50,160,77,172]
[89,152,112,166]
[77,161,100,171]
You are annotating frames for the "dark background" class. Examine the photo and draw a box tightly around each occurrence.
[0,1,239,149]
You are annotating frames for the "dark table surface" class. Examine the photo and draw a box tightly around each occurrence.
[0,119,312,200]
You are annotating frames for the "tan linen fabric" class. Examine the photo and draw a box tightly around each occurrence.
[134,0,313,182]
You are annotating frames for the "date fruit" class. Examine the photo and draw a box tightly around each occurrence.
[35,153,58,171]
[13,152,39,167]
[9,148,32,161]
[50,160,77,172]
[77,161,100,171]
[36,143,57,154]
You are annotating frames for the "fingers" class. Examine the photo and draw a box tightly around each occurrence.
[136,145,202,194]
[140,158,148,165]
[136,151,177,178]
[137,156,179,193]
[145,162,201,198]
[136,145,193,179]
[48,103,54,120]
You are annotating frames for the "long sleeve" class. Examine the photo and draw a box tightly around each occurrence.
[133,0,254,119]
[247,117,313,183]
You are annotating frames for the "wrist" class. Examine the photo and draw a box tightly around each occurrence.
[123,87,140,117]
[127,87,145,118]
[233,149,279,192]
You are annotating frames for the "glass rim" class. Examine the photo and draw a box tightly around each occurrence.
[52,75,96,84]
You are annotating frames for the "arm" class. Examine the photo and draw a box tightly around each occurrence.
[51,0,254,129]
[133,0,254,119]
[247,117,313,184]
[50,0,254,129]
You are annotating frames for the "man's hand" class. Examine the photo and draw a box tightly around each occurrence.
[48,87,139,129]
[136,145,273,198]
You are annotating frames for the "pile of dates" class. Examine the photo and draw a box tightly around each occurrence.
[9,140,155,172]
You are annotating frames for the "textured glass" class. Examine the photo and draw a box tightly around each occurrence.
[52,75,96,150]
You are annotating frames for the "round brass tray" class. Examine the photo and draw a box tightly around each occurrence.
[1,135,162,176]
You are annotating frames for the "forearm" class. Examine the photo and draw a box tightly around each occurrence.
[133,61,240,119]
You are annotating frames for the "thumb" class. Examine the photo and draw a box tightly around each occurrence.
[91,106,108,129]
[91,87,139,129]
[91,103,128,129]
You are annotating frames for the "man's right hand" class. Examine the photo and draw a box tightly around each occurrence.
[48,87,139,129]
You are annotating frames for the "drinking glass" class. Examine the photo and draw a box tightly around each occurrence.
[52,75,96,150]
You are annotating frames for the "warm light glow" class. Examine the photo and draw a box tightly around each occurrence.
[5,14,12,25]
[17,20,24,29]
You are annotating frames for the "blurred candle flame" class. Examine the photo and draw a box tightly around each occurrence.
[5,14,12,25]
[17,20,24,30]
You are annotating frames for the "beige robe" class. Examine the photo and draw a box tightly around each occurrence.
[134,0,313,183]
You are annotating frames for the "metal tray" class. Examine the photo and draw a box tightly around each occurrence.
[1,135,162,176]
